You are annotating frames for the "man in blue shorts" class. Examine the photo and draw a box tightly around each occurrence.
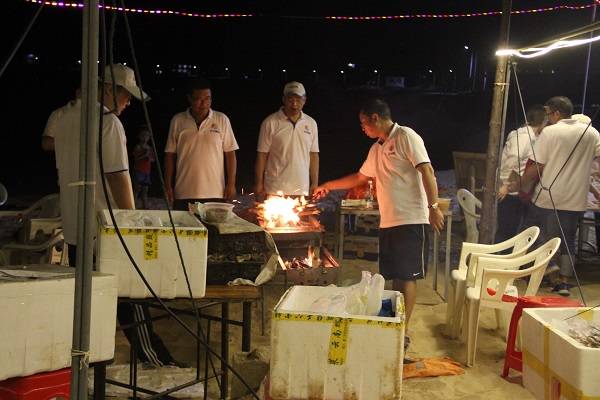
[314,98,444,350]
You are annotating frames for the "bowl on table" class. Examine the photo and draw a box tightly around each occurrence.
[201,202,235,223]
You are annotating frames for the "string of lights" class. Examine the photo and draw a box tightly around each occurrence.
[23,0,600,21]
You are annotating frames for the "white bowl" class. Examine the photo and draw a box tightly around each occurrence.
[202,202,234,223]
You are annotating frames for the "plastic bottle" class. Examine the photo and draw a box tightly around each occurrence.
[365,179,374,208]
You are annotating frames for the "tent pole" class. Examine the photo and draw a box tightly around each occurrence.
[581,1,597,114]
[479,0,512,244]
[71,0,99,398]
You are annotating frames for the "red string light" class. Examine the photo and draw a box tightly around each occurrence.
[23,0,599,20]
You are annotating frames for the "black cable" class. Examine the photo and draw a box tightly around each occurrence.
[93,1,258,397]
[0,2,44,79]
[512,63,592,304]
[115,0,224,388]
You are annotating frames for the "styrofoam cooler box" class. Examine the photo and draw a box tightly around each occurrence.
[0,264,117,381]
[97,210,208,298]
[270,285,405,400]
[522,307,600,400]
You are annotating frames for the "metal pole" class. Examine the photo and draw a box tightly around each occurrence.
[581,1,597,114]
[71,0,99,398]
[479,0,512,244]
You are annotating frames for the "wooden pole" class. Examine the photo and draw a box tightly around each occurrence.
[479,0,512,244]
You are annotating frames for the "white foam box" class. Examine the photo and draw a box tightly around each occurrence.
[0,264,117,381]
[269,285,405,400]
[522,307,600,400]
[97,210,208,299]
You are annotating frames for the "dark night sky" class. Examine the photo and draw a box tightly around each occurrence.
[1,0,600,197]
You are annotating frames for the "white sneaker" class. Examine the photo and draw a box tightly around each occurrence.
[544,264,560,276]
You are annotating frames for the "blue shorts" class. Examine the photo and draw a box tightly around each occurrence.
[134,171,151,186]
[378,224,429,280]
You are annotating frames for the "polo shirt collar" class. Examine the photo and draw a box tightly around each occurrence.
[278,108,305,123]
[187,108,214,124]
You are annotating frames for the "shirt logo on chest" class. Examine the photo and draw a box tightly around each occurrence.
[303,125,312,135]
[209,123,220,134]
[385,144,396,156]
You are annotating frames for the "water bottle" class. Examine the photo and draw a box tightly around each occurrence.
[365,179,374,208]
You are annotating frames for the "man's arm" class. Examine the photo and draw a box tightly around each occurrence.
[224,150,237,200]
[164,152,176,205]
[309,152,319,195]
[313,172,369,198]
[105,171,135,209]
[254,151,268,196]
[416,162,444,233]
[42,136,55,152]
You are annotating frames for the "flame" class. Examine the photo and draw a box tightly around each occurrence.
[259,191,307,229]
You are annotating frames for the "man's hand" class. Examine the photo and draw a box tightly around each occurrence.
[429,208,444,234]
[312,185,330,199]
[309,184,318,198]
[224,184,236,201]
[497,184,509,201]
[254,183,266,202]
[166,187,174,207]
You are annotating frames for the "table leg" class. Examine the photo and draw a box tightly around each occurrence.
[93,362,106,400]
[337,212,345,261]
[242,301,252,352]
[432,230,439,291]
[220,302,229,399]
[444,214,453,301]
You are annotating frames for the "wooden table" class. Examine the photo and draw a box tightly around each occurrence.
[335,206,380,261]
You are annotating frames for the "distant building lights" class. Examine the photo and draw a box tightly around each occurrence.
[374,69,378,73]
[464,45,469,50]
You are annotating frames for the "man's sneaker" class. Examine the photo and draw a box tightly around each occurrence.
[165,360,190,368]
[544,264,560,276]
[552,282,571,297]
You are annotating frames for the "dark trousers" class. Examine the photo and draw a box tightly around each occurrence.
[520,204,582,277]
[174,198,226,211]
[495,194,527,244]
[68,245,175,366]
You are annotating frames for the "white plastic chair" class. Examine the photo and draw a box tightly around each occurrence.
[445,226,540,338]
[0,230,67,266]
[463,237,561,366]
[457,188,481,243]
[0,194,61,242]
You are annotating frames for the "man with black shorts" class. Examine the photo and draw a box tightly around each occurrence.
[314,99,444,349]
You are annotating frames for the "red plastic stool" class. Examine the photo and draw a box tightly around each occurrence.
[0,368,71,400]
[502,296,582,378]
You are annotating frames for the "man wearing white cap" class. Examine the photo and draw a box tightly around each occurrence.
[54,64,182,367]
[255,81,319,197]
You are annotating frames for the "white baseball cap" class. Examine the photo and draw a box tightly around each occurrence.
[283,81,306,97]
[103,64,149,101]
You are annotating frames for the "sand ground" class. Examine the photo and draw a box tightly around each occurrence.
[107,244,600,399]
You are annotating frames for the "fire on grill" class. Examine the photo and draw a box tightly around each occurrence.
[252,192,340,286]
[255,192,321,232]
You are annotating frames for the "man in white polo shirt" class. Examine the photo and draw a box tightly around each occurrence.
[54,64,182,368]
[314,99,444,351]
[165,78,239,210]
[518,96,600,296]
[254,81,319,197]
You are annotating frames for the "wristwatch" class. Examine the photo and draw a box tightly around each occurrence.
[428,202,439,210]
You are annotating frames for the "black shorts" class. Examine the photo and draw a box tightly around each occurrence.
[378,224,429,280]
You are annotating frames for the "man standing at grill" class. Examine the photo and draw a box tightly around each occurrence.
[254,81,319,198]
[313,99,444,351]
[54,64,182,368]
[165,78,239,210]
[516,96,600,296]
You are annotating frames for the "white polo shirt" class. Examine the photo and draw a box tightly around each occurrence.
[359,124,430,228]
[54,100,129,245]
[499,125,538,184]
[531,119,600,211]
[257,109,319,195]
[42,100,77,139]
[165,109,239,199]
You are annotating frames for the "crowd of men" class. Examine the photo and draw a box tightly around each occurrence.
[41,63,598,363]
